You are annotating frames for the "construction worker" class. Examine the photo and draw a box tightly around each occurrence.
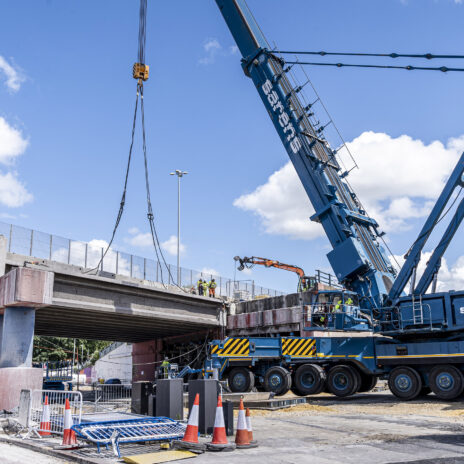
[160,357,170,379]
[197,278,203,295]
[334,298,342,312]
[208,279,217,298]
[202,280,208,296]
[346,297,354,306]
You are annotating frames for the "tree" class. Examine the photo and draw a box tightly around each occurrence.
[33,336,112,365]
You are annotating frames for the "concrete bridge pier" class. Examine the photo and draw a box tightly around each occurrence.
[0,307,36,368]
[0,267,53,410]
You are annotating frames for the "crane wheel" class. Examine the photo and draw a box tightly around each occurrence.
[292,364,326,396]
[228,368,255,393]
[429,365,464,400]
[358,374,378,393]
[327,365,360,397]
[263,366,292,396]
[388,366,422,400]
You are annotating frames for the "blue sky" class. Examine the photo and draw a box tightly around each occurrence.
[0,0,463,293]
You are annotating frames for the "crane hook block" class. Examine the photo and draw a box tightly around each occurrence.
[133,63,149,81]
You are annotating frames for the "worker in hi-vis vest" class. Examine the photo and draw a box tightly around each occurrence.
[208,279,217,298]
[334,299,342,312]
[201,280,208,296]
[197,279,203,295]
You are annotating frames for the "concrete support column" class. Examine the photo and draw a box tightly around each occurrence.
[0,306,35,368]
[0,314,3,358]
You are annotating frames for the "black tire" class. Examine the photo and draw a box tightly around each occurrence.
[327,365,360,397]
[429,365,464,400]
[228,368,254,393]
[263,366,292,396]
[388,366,422,400]
[358,375,378,393]
[293,364,326,396]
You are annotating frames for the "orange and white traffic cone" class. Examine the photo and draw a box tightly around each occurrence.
[61,398,78,447]
[246,408,258,447]
[174,393,206,451]
[38,395,51,436]
[207,395,235,451]
[235,398,252,448]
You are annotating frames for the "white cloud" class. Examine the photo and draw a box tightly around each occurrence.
[234,131,464,239]
[125,229,153,248]
[0,171,33,207]
[392,252,464,293]
[229,45,239,55]
[0,117,31,208]
[0,117,29,164]
[161,235,186,256]
[0,56,25,92]
[199,38,222,65]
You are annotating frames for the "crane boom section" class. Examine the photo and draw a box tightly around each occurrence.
[215,0,396,307]
[388,153,464,301]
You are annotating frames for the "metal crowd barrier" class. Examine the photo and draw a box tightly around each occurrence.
[94,384,132,412]
[72,417,186,457]
[29,389,82,435]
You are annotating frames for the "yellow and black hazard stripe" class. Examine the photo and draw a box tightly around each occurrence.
[211,338,250,357]
[282,338,316,357]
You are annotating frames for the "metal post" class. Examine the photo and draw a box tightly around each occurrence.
[177,175,180,284]
[130,255,133,278]
[116,251,119,274]
[49,235,53,260]
[143,258,146,280]
[170,170,188,286]
[29,230,34,256]
[8,224,12,252]
[84,243,88,268]
[67,240,71,264]
[100,248,103,271]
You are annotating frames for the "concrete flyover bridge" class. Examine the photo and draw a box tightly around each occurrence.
[0,234,223,409]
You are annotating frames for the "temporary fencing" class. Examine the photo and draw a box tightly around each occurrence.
[93,384,132,412]
[29,389,82,436]
[72,417,186,457]
[0,221,285,300]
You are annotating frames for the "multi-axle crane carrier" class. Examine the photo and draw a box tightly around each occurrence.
[204,0,464,400]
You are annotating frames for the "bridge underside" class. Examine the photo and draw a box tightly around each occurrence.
[34,305,218,342]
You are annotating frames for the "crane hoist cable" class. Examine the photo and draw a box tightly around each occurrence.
[89,0,186,292]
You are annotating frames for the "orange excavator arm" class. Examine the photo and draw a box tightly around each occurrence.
[234,256,306,278]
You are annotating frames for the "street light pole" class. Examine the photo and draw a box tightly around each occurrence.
[170,169,188,285]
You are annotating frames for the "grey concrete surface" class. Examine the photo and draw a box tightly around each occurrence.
[0,441,66,464]
[3,393,464,464]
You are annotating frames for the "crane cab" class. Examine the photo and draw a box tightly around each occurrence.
[304,290,371,331]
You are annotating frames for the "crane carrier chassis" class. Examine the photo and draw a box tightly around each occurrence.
[208,329,464,401]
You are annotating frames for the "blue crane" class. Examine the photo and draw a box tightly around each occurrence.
[203,0,464,402]
[215,0,397,310]
[215,1,464,334]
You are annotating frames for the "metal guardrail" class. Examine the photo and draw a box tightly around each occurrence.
[29,389,82,435]
[0,221,285,300]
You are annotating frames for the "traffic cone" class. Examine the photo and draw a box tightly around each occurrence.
[61,398,77,447]
[173,393,206,451]
[38,395,51,436]
[235,398,252,448]
[246,408,258,447]
[206,395,235,451]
